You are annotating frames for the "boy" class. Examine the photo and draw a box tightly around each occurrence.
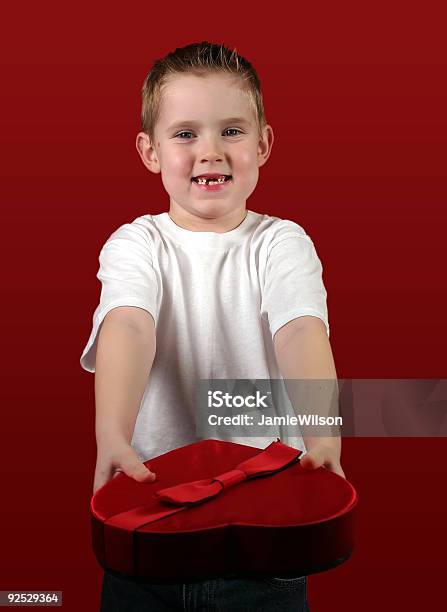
[80,41,344,611]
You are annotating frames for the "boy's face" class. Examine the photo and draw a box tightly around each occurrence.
[136,73,274,224]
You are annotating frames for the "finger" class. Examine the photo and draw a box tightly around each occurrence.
[326,462,346,479]
[300,449,325,471]
[121,457,156,483]
[93,464,113,495]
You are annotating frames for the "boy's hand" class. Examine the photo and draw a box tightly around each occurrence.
[93,437,156,495]
[300,437,346,479]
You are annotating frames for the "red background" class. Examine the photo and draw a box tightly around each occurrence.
[1,1,446,610]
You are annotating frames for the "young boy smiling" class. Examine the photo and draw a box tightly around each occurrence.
[81,41,343,611]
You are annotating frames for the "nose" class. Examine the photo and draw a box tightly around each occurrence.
[200,153,223,163]
[198,133,225,163]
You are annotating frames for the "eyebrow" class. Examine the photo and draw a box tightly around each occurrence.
[167,117,251,132]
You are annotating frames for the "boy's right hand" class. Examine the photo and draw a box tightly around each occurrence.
[93,437,156,495]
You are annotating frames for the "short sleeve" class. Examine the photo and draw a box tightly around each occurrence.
[260,228,330,340]
[79,223,159,373]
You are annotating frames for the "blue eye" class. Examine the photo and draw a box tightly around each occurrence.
[224,128,242,136]
[174,128,243,139]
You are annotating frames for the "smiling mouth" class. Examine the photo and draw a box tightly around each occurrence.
[191,175,232,185]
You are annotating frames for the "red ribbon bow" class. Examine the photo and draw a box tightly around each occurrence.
[154,439,302,506]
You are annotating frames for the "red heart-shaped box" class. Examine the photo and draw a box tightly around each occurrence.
[91,439,358,581]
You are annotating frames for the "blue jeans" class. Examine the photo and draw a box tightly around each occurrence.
[100,569,310,611]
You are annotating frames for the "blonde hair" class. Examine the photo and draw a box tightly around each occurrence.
[140,41,267,144]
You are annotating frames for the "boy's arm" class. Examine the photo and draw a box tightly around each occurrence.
[273,315,345,478]
[93,306,157,493]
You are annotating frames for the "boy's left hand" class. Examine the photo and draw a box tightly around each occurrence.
[300,437,346,479]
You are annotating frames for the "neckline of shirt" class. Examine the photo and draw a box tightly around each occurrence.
[152,209,260,248]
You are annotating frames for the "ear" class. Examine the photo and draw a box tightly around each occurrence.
[258,124,274,168]
[135,132,161,174]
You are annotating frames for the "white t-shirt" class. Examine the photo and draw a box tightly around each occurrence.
[80,209,330,461]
